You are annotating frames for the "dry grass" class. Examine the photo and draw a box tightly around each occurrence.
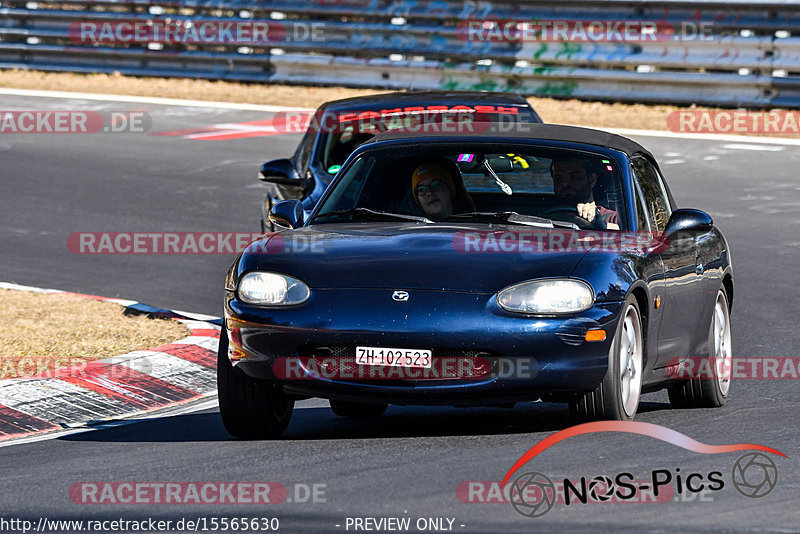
[0,289,189,379]
[0,69,383,109]
[1,69,796,137]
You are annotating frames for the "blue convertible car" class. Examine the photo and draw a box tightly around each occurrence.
[220,124,734,438]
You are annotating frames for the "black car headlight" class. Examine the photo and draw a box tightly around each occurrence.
[237,272,311,306]
[497,279,594,315]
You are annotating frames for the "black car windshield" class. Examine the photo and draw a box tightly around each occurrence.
[320,109,532,173]
[312,144,627,230]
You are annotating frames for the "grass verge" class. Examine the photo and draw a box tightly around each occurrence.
[0,289,190,379]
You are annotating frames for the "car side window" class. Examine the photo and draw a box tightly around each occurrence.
[632,177,651,233]
[295,128,316,171]
[632,157,672,233]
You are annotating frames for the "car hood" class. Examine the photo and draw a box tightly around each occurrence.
[254,223,592,293]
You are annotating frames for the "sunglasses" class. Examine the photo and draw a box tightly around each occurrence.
[415,179,446,197]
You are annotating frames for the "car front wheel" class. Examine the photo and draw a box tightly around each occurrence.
[668,289,732,408]
[217,324,294,439]
[571,294,644,421]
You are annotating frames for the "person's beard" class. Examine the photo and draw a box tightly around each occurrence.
[556,180,592,205]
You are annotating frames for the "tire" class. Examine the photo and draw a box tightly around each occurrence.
[217,324,294,439]
[329,400,387,418]
[570,294,644,421]
[261,197,275,233]
[668,289,732,409]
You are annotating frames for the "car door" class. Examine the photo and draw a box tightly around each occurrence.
[630,170,667,372]
[631,157,704,366]
[694,219,727,355]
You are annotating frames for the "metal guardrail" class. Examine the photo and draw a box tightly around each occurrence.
[1,0,800,107]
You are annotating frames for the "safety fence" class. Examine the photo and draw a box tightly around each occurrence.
[3,0,800,107]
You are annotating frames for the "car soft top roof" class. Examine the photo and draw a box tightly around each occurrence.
[321,91,533,113]
[363,123,654,159]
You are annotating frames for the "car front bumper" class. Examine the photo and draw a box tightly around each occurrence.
[224,289,623,405]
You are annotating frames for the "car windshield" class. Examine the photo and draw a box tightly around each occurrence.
[312,144,627,230]
[320,109,531,173]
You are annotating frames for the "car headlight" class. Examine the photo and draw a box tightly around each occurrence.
[497,279,594,315]
[237,272,311,306]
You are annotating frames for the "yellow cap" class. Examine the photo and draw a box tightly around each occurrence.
[411,163,455,204]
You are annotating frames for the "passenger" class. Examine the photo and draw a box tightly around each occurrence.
[551,159,620,230]
[411,162,457,220]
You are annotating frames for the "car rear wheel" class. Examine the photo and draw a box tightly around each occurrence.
[217,324,294,439]
[329,400,387,418]
[571,294,644,421]
[668,289,732,408]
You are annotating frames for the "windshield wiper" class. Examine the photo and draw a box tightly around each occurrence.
[313,207,433,224]
[447,211,578,229]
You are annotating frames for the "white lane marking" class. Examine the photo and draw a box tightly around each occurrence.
[0,393,219,449]
[179,319,221,331]
[601,127,800,146]
[172,310,219,322]
[172,336,219,350]
[721,143,785,152]
[664,152,682,157]
[0,88,313,113]
[703,155,720,161]
[0,281,220,322]
[0,282,63,294]
[105,298,139,306]
[662,159,686,164]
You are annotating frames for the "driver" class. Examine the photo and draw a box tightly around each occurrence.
[411,162,456,220]
[551,159,620,230]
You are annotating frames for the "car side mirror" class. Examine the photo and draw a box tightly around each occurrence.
[663,209,713,239]
[269,199,304,229]
[259,159,302,185]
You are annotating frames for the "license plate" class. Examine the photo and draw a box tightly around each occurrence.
[356,346,432,368]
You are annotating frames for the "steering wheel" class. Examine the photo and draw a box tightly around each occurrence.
[540,205,606,230]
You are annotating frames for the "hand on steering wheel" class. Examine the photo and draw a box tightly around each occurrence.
[540,204,606,230]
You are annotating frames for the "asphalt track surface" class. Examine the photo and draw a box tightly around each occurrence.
[1,93,799,533]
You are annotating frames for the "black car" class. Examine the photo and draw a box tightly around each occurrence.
[256,91,542,231]
[220,124,734,438]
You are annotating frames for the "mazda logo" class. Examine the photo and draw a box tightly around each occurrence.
[392,291,409,302]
